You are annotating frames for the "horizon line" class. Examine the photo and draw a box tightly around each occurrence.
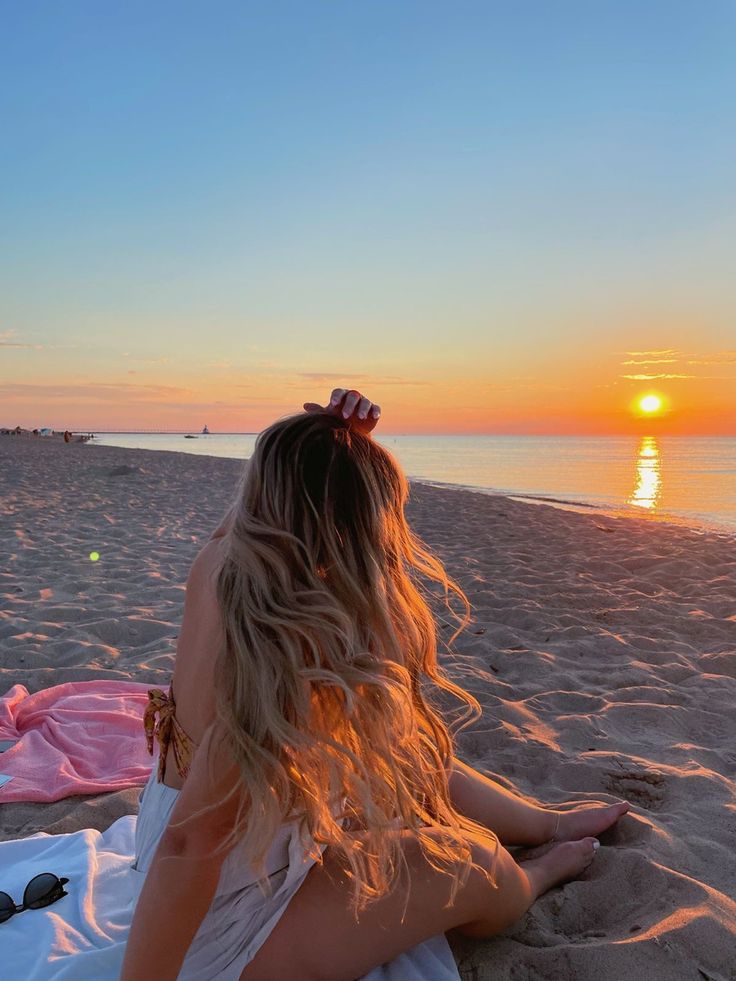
[73,429,736,438]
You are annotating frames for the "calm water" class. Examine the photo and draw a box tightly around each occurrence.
[91,433,736,533]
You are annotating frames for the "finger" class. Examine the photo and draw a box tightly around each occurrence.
[370,404,381,418]
[356,396,372,420]
[329,388,347,408]
[303,402,323,413]
[341,390,361,418]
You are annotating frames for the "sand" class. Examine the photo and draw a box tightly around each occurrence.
[1,435,734,979]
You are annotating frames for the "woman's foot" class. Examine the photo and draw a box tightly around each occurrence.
[520,838,599,898]
[549,801,629,842]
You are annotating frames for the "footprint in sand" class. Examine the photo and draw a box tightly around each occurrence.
[603,768,666,810]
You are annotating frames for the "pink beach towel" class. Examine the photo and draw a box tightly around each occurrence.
[0,681,154,803]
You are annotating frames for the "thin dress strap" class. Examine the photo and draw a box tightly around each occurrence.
[143,683,196,782]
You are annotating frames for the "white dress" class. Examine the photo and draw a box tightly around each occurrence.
[131,763,462,980]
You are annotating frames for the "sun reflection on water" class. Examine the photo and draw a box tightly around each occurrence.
[629,436,661,510]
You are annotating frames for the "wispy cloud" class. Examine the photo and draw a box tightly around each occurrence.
[624,349,680,357]
[296,372,429,386]
[620,373,695,380]
[297,372,370,383]
[0,329,43,350]
[618,348,736,377]
[0,382,194,403]
[621,358,678,365]
[686,351,736,365]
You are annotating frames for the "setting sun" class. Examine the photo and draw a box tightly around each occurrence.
[639,394,663,414]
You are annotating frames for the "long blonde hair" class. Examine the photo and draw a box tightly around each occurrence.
[203,412,498,911]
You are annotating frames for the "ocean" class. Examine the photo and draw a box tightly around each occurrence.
[90,433,736,534]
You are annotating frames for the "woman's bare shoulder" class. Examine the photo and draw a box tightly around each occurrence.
[186,532,228,593]
[209,507,235,541]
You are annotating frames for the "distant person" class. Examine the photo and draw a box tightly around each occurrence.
[63,430,71,443]
[122,388,628,980]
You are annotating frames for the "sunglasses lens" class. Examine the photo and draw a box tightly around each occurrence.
[0,892,15,923]
[24,874,63,909]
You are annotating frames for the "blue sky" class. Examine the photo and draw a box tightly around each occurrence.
[1,1,734,432]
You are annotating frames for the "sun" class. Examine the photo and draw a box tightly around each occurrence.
[639,394,662,414]
[630,390,669,422]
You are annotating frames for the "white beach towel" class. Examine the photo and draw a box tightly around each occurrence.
[0,816,461,980]
[0,816,137,979]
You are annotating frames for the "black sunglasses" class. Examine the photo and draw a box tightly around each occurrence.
[0,873,69,924]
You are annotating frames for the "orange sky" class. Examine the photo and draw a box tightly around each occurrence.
[2,333,734,435]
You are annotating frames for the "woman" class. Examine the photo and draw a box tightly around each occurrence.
[122,388,628,981]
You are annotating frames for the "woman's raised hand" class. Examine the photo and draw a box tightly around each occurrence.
[303,388,381,436]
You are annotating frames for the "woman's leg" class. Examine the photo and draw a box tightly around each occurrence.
[241,828,598,981]
[448,757,629,846]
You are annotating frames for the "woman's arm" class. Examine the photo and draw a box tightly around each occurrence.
[122,836,224,981]
[121,726,245,981]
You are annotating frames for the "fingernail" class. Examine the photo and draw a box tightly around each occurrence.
[342,410,350,418]
[592,840,600,850]
[358,411,367,419]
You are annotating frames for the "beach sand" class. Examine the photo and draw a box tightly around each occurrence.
[1,435,734,979]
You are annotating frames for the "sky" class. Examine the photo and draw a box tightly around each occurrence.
[1,1,735,435]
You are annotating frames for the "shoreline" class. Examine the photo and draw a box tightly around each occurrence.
[87,437,736,539]
[418,477,736,539]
